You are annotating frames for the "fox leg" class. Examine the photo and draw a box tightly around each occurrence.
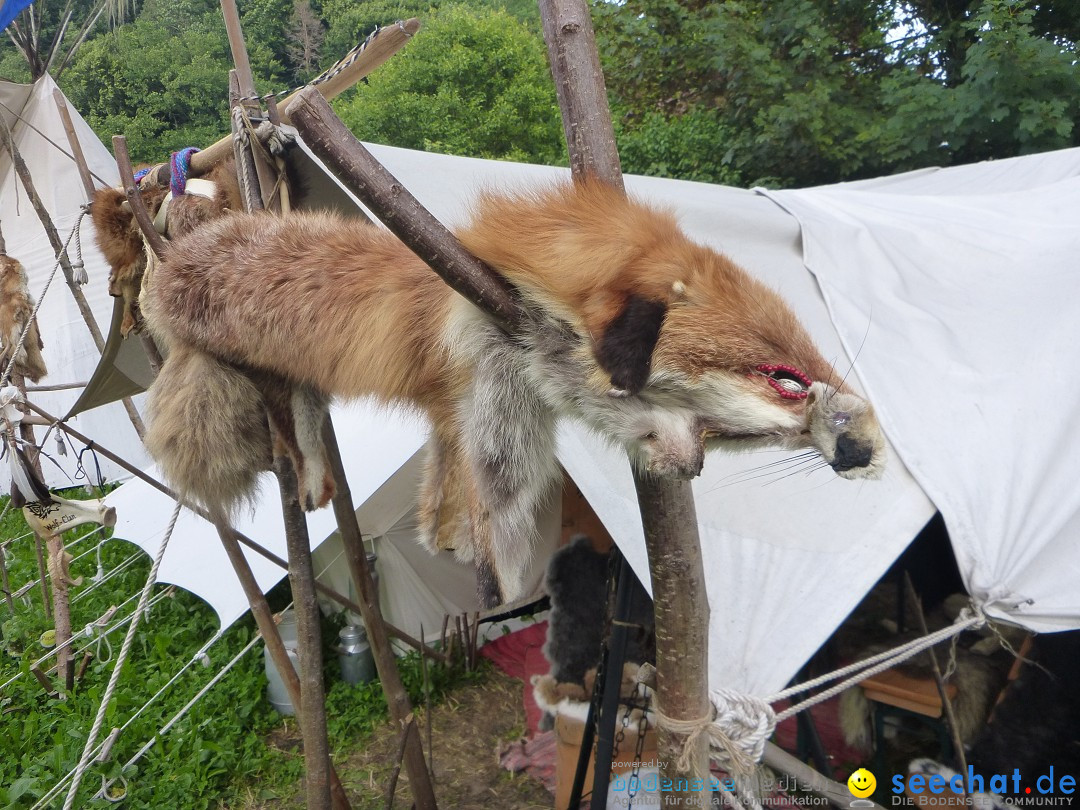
[418,422,475,559]
[461,326,559,608]
[254,373,336,511]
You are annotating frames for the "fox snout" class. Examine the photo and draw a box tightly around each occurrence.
[806,383,885,480]
[832,433,875,473]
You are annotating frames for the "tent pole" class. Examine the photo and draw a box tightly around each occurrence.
[535,0,711,806]
[51,89,95,200]
[18,400,444,662]
[274,453,334,810]
[322,417,440,810]
[0,112,147,440]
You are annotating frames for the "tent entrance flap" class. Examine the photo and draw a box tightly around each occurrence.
[66,298,156,418]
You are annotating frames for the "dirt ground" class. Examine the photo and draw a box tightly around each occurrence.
[243,668,553,810]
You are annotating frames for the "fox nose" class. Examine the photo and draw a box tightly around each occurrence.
[833,434,873,471]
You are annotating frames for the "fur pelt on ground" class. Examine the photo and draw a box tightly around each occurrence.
[142,179,887,607]
[0,254,48,382]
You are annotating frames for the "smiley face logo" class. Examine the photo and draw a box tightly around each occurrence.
[848,768,877,798]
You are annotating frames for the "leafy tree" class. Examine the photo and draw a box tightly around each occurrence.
[594,0,1080,187]
[58,0,285,162]
[333,3,564,164]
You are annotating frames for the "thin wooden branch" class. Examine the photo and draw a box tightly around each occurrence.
[285,88,525,333]
[51,89,95,200]
[323,418,439,810]
[112,135,167,260]
[905,573,970,798]
[384,717,417,810]
[275,454,333,810]
[0,544,14,613]
[536,0,711,805]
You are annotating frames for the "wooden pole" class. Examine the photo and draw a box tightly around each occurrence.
[535,0,711,804]
[215,524,353,810]
[275,454,333,810]
[322,419,439,810]
[537,0,621,183]
[229,101,338,810]
[287,89,524,332]
[0,543,15,613]
[219,0,258,103]
[51,89,95,200]
[0,111,147,440]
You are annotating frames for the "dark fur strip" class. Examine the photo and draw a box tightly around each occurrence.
[474,556,503,610]
[597,295,667,393]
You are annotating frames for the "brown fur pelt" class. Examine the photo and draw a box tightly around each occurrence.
[0,254,48,382]
[143,179,887,607]
[838,631,1013,754]
[144,342,272,515]
[90,159,242,337]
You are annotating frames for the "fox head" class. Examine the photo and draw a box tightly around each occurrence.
[460,179,886,481]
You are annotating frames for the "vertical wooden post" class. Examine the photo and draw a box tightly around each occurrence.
[225,98,342,809]
[216,525,354,810]
[321,419,439,810]
[275,455,333,810]
[536,0,712,805]
[219,0,258,102]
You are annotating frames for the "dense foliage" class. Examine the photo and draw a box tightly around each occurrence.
[2,0,1076,182]
[596,0,1080,186]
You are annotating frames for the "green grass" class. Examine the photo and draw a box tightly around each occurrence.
[0,490,481,808]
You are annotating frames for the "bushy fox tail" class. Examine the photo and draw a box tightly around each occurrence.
[146,343,272,519]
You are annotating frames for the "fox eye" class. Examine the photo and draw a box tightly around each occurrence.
[756,364,812,400]
[643,431,659,440]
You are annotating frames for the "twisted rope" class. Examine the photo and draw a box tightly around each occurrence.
[61,500,183,810]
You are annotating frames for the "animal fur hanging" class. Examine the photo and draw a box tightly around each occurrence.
[0,253,48,382]
[89,158,243,337]
[142,179,887,608]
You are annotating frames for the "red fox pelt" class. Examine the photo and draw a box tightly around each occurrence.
[0,254,48,382]
[143,180,885,607]
[90,159,243,337]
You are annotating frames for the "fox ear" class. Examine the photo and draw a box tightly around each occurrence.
[596,294,667,395]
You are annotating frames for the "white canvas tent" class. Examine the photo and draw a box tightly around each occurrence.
[8,72,1080,700]
[0,74,151,486]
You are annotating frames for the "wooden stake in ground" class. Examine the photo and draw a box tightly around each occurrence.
[536,0,712,804]
[322,420,439,810]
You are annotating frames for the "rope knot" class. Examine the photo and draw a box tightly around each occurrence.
[706,689,776,775]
